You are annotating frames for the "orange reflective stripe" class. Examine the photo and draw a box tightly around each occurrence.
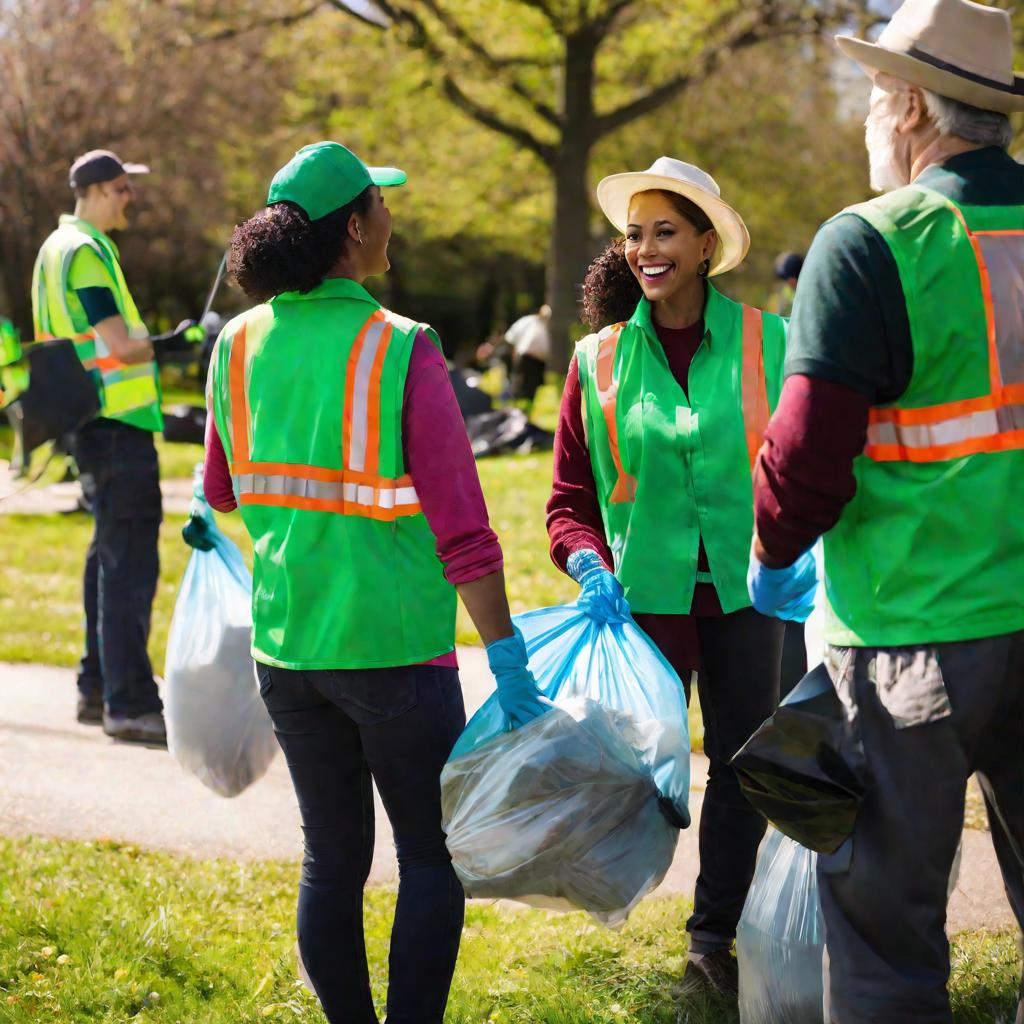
[229,323,250,462]
[342,310,386,470]
[866,429,1024,463]
[362,321,394,478]
[869,383,1024,427]
[239,493,422,520]
[594,324,636,504]
[740,305,770,470]
[947,203,1001,392]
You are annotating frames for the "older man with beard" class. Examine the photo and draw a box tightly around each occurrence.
[745,0,1024,1021]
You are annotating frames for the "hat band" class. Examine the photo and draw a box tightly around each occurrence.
[900,44,1024,97]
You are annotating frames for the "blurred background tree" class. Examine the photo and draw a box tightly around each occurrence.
[2,0,1021,364]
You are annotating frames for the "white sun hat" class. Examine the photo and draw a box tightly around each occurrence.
[835,0,1024,114]
[596,157,751,278]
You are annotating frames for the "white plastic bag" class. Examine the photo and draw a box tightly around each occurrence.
[164,517,277,797]
[442,697,679,926]
[737,828,826,1024]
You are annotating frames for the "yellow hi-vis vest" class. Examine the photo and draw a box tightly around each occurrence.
[31,215,162,432]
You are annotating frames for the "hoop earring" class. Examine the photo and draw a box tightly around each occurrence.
[698,258,710,278]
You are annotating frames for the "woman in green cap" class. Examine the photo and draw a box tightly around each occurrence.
[200,142,546,1024]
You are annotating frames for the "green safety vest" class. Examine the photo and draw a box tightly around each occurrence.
[0,317,27,408]
[577,285,786,614]
[31,215,162,432]
[209,277,458,670]
[824,185,1024,647]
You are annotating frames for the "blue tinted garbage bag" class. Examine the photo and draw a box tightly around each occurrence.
[451,604,690,826]
[443,696,679,926]
[165,502,277,797]
[737,828,825,1024]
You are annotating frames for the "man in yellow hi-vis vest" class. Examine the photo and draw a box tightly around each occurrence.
[32,150,196,745]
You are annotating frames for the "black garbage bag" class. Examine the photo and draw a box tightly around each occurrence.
[10,339,100,458]
[732,662,866,855]
[466,408,554,458]
[163,403,207,445]
[450,368,493,419]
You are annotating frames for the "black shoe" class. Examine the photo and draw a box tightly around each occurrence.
[102,710,167,747]
[679,949,739,1000]
[76,693,104,725]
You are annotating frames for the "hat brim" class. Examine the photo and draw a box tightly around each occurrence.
[835,34,1024,114]
[596,172,750,277]
[121,162,150,175]
[368,166,406,188]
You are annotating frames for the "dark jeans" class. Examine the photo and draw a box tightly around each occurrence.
[818,634,1024,1023]
[257,662,467,1024]
[71,423,162,717]
[636,607,783,953]
[781,620,808,700]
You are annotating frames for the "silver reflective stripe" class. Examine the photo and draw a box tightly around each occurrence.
[233,473,345,502]
[235,472,420,509]
[976,233,1024,387]
[348,320,387,472]
[868,402,1024,448]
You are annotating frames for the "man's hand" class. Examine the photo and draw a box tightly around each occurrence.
[94,315,154,365]
[747,543,818,622]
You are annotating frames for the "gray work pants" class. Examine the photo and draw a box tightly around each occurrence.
[818,632,1024,1023]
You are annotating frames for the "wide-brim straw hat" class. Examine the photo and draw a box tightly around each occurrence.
[596,157,750,278]
[835,0,1024,114]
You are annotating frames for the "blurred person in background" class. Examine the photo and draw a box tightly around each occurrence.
[769,251,804,317]
[506,302,551,416]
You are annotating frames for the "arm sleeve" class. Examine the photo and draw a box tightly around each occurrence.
[545,356,614,573]
[203,399,237,513]
[754,374,871,566]
[784,213,913,404]
[68,247,120,328]
[403,331,504,584]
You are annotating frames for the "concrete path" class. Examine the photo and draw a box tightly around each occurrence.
[0,659,1014,934]
[0,463,193,516]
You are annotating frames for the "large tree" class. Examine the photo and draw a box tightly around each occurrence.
[306,0,878,368]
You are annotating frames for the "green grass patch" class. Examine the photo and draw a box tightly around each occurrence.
[1,836,1018,1024]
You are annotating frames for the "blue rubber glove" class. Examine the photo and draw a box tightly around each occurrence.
[182,467,217,551]
[747,547,818,622]
[485,627,548,729]
[567,548,629,623]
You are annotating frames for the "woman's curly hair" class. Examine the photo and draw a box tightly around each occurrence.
[228,190,372,302]
[580,238,641,332]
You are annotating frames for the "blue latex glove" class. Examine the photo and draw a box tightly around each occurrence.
[485,627,548,729]
[182,467,217,551]
[567,548,629,623]
[747,547,818,622]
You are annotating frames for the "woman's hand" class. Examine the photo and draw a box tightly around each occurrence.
[746,545,818,622]
[485,627,548,728]
[567,548,630,623]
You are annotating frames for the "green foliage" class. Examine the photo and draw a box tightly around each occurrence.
[0,836,1019,1022]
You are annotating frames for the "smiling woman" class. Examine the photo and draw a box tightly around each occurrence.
[547,156,795,1003]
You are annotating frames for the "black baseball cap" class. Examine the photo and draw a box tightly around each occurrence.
[774,252,804,281]
[69,150,150,190]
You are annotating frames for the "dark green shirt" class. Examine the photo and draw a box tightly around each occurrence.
[785,147,1024,403]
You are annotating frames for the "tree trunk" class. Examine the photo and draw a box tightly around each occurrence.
[545,27,599,374]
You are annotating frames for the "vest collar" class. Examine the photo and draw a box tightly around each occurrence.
[628,280,729,347]
[59,214,119,259]
[275,276,380,306]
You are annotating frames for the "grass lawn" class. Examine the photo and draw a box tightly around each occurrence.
[1,836,1019,1024]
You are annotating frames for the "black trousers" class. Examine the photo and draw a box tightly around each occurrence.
[257,662,467,1024]
[818,633,1024,1023]
[71,422,162,717]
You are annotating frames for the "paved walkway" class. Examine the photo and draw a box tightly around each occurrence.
[0,659,1014,933]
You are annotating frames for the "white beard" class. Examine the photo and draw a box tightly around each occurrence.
[865,107,910,194]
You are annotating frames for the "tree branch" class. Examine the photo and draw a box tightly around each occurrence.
[165,2,322,45]
[440,76,556,165]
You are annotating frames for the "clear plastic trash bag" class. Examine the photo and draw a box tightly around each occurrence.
[738,828,826,1024]
[442,697,679,926]
[449,604,690,826]
[164,501,277,797]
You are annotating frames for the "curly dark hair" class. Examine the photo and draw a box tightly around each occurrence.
[581,190,716,331]
[228,189,373,302]
[581,238,641,332]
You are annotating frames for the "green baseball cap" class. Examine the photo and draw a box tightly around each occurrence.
[266,142,406,221]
